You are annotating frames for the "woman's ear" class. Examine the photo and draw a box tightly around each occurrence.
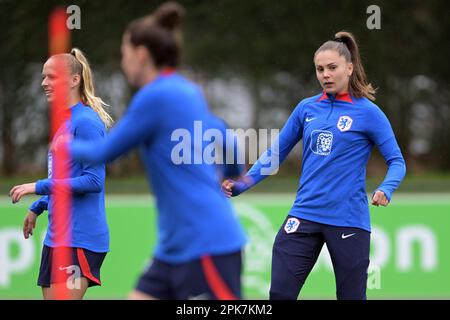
[347,62,354,77]
[136,45,156,69]
[136,45,149,63]
[71,74,81,88]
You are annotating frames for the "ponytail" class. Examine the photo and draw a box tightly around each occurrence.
[314,31,376,100]
[70,48,114,128]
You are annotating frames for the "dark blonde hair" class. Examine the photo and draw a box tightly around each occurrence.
[314,31,376,100]
[53,48,114,127]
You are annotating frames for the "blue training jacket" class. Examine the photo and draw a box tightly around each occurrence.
[71,72,247,263]
[30,102,109,252]
[240,91,406,232]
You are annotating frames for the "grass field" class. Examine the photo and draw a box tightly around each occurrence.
[1,193,449,299]
[3,173,450,195]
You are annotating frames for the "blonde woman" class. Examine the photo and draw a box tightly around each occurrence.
[9,48,113,299]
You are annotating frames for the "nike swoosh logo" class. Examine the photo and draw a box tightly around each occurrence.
[188,293,210,300]
[341,233,356,239]
[59,265,73,271]
[305,117,316,122]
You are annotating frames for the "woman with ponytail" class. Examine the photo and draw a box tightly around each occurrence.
[71,2,246,300]
[9,48,112,299]
[222,31,406,300]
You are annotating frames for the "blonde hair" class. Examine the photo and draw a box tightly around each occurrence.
[54,48,114,127]
[314,31,376,101]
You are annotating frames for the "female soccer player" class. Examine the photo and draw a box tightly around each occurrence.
[9,48,112,299]
[71,2,246,300]
[222,31,406,300]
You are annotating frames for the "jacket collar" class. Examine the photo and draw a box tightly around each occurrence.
[317,90,353,104]
[160,67,176,77]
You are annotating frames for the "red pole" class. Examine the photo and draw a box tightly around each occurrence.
[48,7,72,300]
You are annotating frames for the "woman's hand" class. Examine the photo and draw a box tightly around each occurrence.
[221,177,252,198]
[9,183,36,204]
[371,190,389,207]
[23,211,38,239]
[221,179,235,198]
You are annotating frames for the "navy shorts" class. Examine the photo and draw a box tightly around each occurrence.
[135,250,243,300]
[270,216,370,300]
[37,245,107,288]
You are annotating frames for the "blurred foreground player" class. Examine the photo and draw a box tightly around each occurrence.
[71,2,246,300]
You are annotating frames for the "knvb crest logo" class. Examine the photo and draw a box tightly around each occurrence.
[337,116,353,132]
[284,218,300,234]
[311,130,333,155]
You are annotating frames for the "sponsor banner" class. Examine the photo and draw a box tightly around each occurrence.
[0,196,449,299]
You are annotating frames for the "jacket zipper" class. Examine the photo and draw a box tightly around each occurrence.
[326,96,335,121]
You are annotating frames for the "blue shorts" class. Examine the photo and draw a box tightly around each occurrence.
[37,245,107,288]
[135,250,242,300]
[270,216,370,300]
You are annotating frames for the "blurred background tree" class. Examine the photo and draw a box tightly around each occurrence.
[0,0,449,190]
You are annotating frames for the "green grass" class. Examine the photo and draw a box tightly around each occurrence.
[2,172,450,195]
[0,193,449,299]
